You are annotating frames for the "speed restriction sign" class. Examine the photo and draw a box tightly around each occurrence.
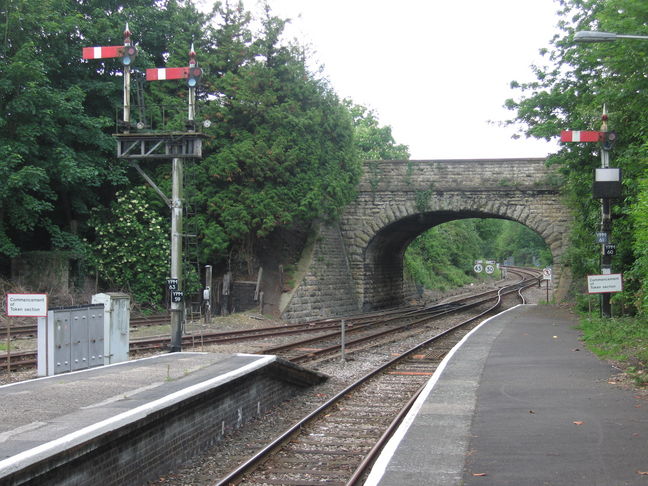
[485,264,495,274]
[473,263,483,273]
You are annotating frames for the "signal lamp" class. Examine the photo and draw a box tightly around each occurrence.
[188,67,202,87]
[121,45,137,66]
[602,131,617,151]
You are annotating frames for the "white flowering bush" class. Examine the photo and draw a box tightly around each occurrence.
[92,187,169,305]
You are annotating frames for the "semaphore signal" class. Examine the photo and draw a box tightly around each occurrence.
[560,130,601,142]
[82,46,123,60]
[146,44,202,86]
[82,29,206,353]
[146,44,201,130]
[82,23,136,130]
[561,107,622,318]
[146,67,190,81]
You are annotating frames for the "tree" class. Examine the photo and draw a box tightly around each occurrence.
[0,0,202,267]
[404,218,551,291]
[91,186,169,305]
[629,176,648,314]
[190,2,361,266]
[345,102,410,160]
[504,0,648,314]
[0,0,120,261]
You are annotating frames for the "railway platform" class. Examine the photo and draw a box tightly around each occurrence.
[366,304,648,486]
[0,352,325,486]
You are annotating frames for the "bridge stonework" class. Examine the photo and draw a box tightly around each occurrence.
[281,159,572,321]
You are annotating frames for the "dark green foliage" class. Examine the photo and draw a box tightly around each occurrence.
[345,102,410,160]
[404,219,550,291]
[191,2,361,264]
[0,0,125,258]
[505,0,648,315]
[628,177,648,314]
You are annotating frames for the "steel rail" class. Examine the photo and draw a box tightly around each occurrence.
[214,277,538,486]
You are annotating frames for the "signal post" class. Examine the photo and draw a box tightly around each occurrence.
[561,108,623,317]
[84,29,205,351]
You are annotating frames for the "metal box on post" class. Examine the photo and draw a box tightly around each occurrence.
[593,168,622,198]
[91,292,130,365]
[37,305,105,376]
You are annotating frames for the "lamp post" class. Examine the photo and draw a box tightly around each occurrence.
[574,31,648,43]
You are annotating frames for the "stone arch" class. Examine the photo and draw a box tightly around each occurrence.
[343,192,570,311]
[283,159,573,321]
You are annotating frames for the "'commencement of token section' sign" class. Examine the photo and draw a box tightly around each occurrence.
[6,293,48,317]
[587,274,623,294]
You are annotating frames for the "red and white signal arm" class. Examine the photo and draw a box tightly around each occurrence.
[82,45,137,65]
[146,67,190,81]
[82,46,124,59]
[560,130,601,143]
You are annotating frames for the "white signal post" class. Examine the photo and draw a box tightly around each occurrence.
[123,24,132,131]
[145,45,202,352]
[84,31,203,352]
[188,44,197,129]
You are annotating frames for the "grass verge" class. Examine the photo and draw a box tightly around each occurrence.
[579,315,648,387]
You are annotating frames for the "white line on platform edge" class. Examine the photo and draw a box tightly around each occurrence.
[363,304,527,486]
[0,354,276,477]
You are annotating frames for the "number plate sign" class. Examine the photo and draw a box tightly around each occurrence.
[171,291,184,303]
[167,278,178,291]
[596,232,609,244]
[604,244,616,256]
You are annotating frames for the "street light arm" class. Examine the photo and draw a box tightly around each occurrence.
[575,30,648,43]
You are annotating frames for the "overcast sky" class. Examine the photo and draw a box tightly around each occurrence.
[228,0,562,159]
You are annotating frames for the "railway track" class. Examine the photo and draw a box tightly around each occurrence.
[214,275,539,485]
[0,314,172,340]
[0,267,541,370]
[2,270,541,484]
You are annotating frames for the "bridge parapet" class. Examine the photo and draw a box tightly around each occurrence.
[360,158,562,193]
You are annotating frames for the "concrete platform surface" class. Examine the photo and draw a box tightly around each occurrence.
[366,304,648,486]
[0,352,274,475]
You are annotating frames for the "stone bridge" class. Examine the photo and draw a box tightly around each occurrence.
[281,158,572,322]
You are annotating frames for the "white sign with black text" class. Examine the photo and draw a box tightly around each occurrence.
[587,274,623,294]
[6,293,48,317]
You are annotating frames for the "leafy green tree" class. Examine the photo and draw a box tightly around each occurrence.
[0,0,120,260]
[504,0,648,313]
[0,0,203,266]
[629,177,648,314]
[191,2,360,265]
[345,102,410,160]
[405,219,551,291]
[405,219,484,291]
[91,186,169,304]
[492,221,551,267]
